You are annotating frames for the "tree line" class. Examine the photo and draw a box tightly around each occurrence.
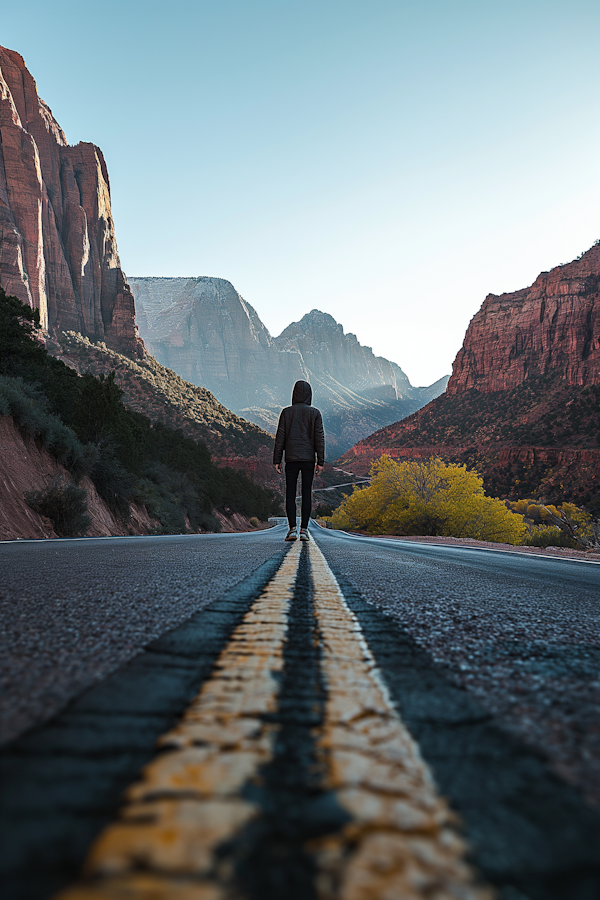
[327,456,597,549]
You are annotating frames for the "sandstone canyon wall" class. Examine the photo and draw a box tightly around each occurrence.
[129,276,448,455]
[340,243,600,506]
[448,244,600,394]
[0,46,139,355]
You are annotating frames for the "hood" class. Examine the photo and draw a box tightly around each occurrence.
[292,380,312,405]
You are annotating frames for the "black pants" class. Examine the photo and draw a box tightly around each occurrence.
[285,461,315,529]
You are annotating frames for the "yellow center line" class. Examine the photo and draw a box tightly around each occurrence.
[307,539,492,900]
[56,541,302,900]
[55,537,492,900]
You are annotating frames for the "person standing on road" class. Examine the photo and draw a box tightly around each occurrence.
[273,380,325,542]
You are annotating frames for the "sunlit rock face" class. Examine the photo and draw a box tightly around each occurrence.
[130,276,448,456]
[131,276,304,412]
[274,309,412,397]
[447,244,600,395]
[0,46,139,355]
[340,244,600,504]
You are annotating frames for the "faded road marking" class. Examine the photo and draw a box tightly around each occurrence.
[308,539,491,900]
[57,541,302,900]
[56,537,491,900]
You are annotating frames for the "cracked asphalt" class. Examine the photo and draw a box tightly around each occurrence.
[1,525,600,900]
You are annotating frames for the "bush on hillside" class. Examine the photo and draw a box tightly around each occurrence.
[136,462,219,534]
[523,526,578,549]
[0,376,91,480]
[89,447,136,518]
[26,477,91,537]
[507,498,595,549]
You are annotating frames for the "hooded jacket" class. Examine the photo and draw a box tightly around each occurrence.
[273,380,325,466]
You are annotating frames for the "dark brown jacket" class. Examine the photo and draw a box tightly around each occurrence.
[273,381,325,466]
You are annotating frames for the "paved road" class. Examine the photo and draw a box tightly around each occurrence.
[0,530,286,746]
[1,526,600,900]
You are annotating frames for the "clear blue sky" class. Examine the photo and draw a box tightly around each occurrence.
[3,1,600,385]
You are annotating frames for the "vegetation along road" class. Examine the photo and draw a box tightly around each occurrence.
[2,525,600,900]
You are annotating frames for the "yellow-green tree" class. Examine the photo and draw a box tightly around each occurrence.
[328,456,527,544]
[507,498,596,548]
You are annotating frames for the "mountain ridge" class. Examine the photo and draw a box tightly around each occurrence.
[129,275,448,456]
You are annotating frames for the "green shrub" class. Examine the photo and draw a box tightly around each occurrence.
[26,477,91,537]
[135,462,220,534]
[90,448,135,519]
[0,376,90,479]
[524,526,579,549]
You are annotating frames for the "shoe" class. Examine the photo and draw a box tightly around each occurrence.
[299,528,310,542]
[285,527,297,541]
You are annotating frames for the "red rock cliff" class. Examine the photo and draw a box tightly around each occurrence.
[0,46,139,355]
[340,244,600,505]
[448,244,600,394]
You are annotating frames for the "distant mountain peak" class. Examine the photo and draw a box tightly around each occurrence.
[302,308,338,324]
[129,276,448,456]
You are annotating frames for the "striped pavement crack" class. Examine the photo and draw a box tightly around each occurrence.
[225,540,350,900]
[51,541,493,900]
[0,548,291,900]
[55,542,303,900]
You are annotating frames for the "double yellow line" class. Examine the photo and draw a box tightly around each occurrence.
[58,540,490,900]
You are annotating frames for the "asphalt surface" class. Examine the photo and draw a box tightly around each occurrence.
[316,528,600,810]
[1,525,600,899]
[0,531,284,745]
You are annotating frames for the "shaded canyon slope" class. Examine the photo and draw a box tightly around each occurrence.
[0,46,139,355]
[52,330,280,489]
[129,276,448,456]
[0,416,156,540]
[340,243,600,506]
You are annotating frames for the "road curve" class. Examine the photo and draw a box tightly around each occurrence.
[1,525,600,900]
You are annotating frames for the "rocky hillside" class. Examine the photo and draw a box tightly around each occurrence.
[0,46,139,355]
[129,276,448,455]
[0,416,155,540]
[0,287,281,538]
[52,331,279,489]
[340,243,600,507]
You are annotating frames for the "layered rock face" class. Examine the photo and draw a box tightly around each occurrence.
[448,244,600,395]
[0,46,138,354]
[130,276,448,455]
[341,245,600,505]
[274,309,413,401]
[131,277,302,411]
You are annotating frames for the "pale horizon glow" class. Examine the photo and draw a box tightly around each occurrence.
[3,0,600,386]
